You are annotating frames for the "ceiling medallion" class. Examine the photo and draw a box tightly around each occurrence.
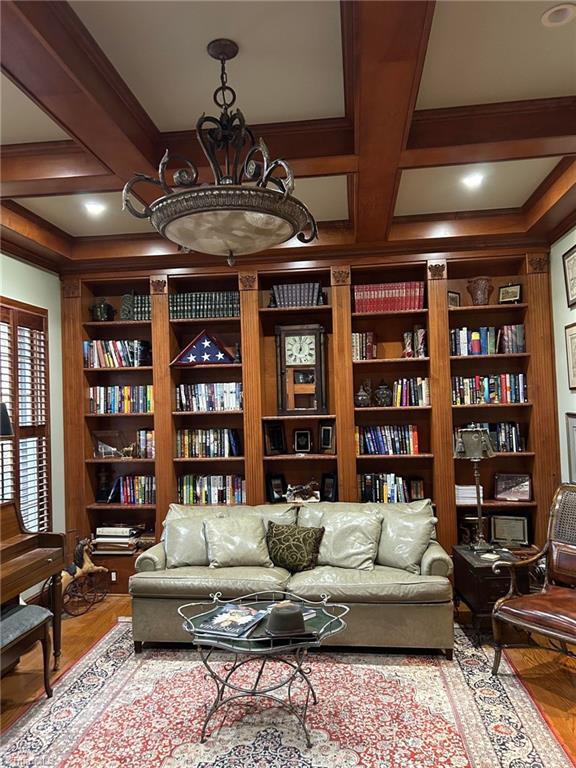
[122,38,318,266]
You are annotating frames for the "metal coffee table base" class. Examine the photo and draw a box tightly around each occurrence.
[199,645,317,747]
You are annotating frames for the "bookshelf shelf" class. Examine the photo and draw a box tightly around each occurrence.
[170,316,240,325]
[353,357,429,365]
[452,403,532,409]
[173,456,244,462]
[352,309,428,318]
[83,366,153,372]
[172,410,243,417]
[85,458,155,464]
[456,500,537,508]
[85,412,153,418]
[83,321,151,329]
[264,454,337,461]
[259,305,331,315]
[172,363,242,370]
[492,452,535,458]
[356,453,433,460]
[449,353,529,362]
[449,304,528,315]
[86,503,156,511]
[261,414,337,421]
[354,406,431,413]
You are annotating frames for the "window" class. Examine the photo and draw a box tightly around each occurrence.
[0,298,51,531]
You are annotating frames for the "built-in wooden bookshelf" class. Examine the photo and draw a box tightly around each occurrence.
[61,251,560,590]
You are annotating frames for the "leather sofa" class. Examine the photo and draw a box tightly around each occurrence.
[129,500,454,657]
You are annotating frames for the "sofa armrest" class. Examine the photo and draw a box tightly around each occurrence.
[134,543,166,572]
[421,541,453,577]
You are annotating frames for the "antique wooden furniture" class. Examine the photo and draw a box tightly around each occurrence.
[492,483,576,674]
[453,544,530,642]
[0,604,54,698]
[0,501,66,669]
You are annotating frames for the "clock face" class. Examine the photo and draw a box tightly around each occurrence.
[285,334,316,365]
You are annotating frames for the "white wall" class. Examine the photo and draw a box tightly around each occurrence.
[551,226,576,480]
[0,253,65,534]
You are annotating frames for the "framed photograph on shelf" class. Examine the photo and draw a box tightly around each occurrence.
[264,421,286,455]
[293,429,312,453]
[320,472,338,502]
[563,244,576,308]
[566,413,576,482]
[565,323,576,390]
[318,421,335,454]
[447,291,461,308]
[494,473,531,502]
[498,283,522,304]
[266,474,287,503]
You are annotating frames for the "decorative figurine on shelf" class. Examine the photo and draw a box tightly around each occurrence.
[318,290,328,306]
[268,292,277,308]
[467,276,494,306]
[373,381,393,407]
[354,380,372,408]
[89,298,116,322]
[119,293,135,320]
[233,341,242,363]
[95,466,112,502]
[402,331,414,358]
[414,326,427,358]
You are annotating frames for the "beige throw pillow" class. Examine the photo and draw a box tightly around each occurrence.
[204,516,273,568]
[377,509,438,573]
[164,518,208,568]
[318,510,382,570]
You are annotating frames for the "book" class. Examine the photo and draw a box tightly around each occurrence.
[194,604,268,638]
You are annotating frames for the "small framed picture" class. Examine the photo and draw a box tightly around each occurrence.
[566,413,576,482]
[320,472,338,502]
[318,421,335,454]
[490,516,529,546]
[294,429,312,453]
[565,323,576,390]
[494,473,531,502]
[563,244,576,308]
[264,421,286,455]
[447,291,461,308]
[266,474,287,503]
[498,283,522,304]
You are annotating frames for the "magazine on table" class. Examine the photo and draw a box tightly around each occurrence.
[194,603,268,638]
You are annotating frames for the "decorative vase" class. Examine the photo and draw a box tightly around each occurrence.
[89,298,116,321]
[467,276,494,306]
[402,331,414,358]
[354,383,371,408]
[373,381,393,407]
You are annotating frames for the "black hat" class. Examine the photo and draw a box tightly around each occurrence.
[265,602,306,637]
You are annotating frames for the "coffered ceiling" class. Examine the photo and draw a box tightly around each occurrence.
[0,0,574,272]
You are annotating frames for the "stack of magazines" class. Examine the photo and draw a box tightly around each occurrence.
[194,604,269,638]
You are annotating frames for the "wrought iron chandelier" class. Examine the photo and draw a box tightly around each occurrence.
[123,39,318,266]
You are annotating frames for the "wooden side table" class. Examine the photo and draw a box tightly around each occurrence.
[452,545,531,643]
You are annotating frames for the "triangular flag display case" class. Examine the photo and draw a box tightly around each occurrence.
[170,330,234,366]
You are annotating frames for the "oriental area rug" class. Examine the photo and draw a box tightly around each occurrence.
[1,621,573,768]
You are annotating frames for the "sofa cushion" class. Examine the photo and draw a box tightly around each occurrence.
[318,509,382,570]
[377,508,437,573]
[287,565,452,604]
[204,517,273,568]
[266,521,325,572]
[129,566,290,598]
[164,518,208,568]
[165,502,297,528]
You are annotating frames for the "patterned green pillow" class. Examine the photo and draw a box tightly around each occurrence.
[266,521,325,572]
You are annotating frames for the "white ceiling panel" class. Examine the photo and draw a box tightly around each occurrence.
[70,1,345,130]
[394,158,561,217]
[16,176,348,236]
[418,1,576,109]
[1,75,70,144]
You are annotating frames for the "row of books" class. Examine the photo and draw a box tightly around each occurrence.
[175,382,243,412]
[177,474,246,505]
[457,422,526,453]
[175,428,242,458]
[272,282,323,307]
[356,424,420,455]
[390,377,430,407]
[131,294,151,321]
[353,282,425,313]
[352,332,377,361]
[451,374,528,405]
[104,475,156,504]
[88,385,154,414]
[83,339,151,368]
[358,473,425,503]
[135,429,155,458]
[91,523,147,555]
[449,325,525,356]
[169,291,240,319]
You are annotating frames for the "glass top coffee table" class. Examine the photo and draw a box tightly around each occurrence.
[178,590,348,747]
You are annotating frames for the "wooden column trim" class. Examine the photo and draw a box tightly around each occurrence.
[330,266,356,500]
[239,271,265,504]
[426,258,457,550]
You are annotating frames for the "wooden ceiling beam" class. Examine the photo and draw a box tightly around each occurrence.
[355,1,435,242]
[1,1,160,203]
[0,200,72,268]
[524,158,576,236]
[1,141,123,197]
[402,97,576,168]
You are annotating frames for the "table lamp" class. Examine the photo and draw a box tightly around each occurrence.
[454,426,494,552]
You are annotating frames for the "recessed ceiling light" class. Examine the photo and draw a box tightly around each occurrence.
[541,3,576,26]
[461,173,484,190]
[84,201,106,216]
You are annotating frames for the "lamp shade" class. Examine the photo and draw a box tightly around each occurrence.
[454,427,494,460]
[0,403,13,437]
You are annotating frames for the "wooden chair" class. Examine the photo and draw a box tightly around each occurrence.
[0,604,54,698]
[492,483,576,675]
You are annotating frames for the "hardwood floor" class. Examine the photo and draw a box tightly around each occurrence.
[1,596,574,756]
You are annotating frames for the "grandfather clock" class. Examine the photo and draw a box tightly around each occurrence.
[275,324,326,414]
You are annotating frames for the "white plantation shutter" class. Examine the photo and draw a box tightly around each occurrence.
[0,300,51,531]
